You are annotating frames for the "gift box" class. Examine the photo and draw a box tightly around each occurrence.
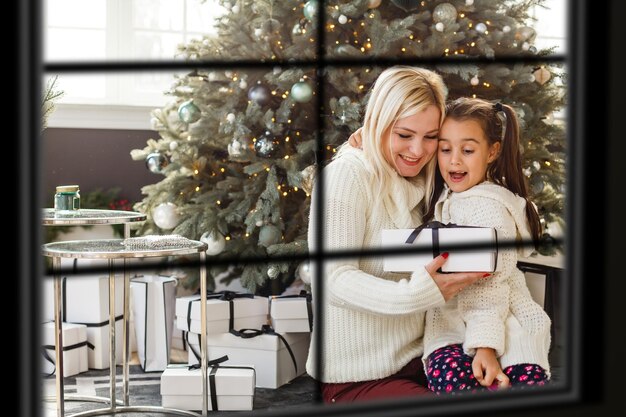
[171,327,187,352]
[42,322,89,377]
[187,326,310,388]
[381,222,498,272]
[175,292,268,335]
[131,275,177,372]
[160,362,255,411]
[269,291,312,333]
[43,274,126,369]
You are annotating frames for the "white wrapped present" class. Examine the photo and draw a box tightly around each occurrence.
[381,221,498,272]
[131,275,177,372]
[42,322,89,377]
[43,274,125,369]
[160,360,255,411]
[171,327,187,352]
[269,291,312,333]
[187,325,310,389]
[175,292,268,335]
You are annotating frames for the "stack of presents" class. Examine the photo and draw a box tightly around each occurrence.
[42,258,313,411]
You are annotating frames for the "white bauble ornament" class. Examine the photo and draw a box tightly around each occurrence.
[169,141,178,151]
[267,266,279,278]
[522,42,530,51]
[338,15,347,24]
[256,219,264,227]
[232,5,240,13]
[258,224,281,247]
[296,261,312,284]
[226,113,236,123]
[200,231,226,255]
[465,0,474,5]
[291,80,313,103]
[470,75,479,86]
[152,203,180,230]
[239,80,247,89]
[367,0,382,8]
[435,22,444,32]
[475,22,487,34]
[503,25,511,33]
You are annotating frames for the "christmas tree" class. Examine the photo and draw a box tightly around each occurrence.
[131,0,566,293]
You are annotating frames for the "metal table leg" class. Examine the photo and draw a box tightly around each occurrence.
[199,251,207,416]
[53,256,65,417]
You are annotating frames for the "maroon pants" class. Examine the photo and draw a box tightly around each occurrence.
[320,357,432,403]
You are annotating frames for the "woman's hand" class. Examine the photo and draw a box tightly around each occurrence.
[348,127,364,149]
[424,253,491,302]
[472,348,510,389]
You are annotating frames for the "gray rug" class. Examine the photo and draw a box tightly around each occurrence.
[42,365,320,416]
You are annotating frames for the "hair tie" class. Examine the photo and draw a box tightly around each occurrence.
[493,102,507,141]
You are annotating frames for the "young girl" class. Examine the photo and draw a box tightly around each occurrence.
[422,97,552,394]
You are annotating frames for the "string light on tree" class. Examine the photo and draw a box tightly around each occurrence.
[152,202,180,230]
[177,100,201,123]
[200,231,226,255]
[145,152,169,174]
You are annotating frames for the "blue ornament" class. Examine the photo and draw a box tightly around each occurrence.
[178,100,201,123]
[290,80,313,103]
[303,0,318,21]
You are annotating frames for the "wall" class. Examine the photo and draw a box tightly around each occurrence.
[42,128,158,206]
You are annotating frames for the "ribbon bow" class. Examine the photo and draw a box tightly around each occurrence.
[187,290,255,333]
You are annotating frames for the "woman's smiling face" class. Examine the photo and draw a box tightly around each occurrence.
[437,117,500,193]
[382,105,441,178]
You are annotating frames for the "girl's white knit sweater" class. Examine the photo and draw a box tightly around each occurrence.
[305,147,445,383]
[423,182,552,375]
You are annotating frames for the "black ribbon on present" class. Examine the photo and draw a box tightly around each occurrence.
[269,290,313,331]
[42,340,95,377]
[184,353,256,411]
[186,291,255,333]
[404,221,499,273]
[229,324,298,374]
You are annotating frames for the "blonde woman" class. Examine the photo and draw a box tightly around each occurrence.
[306,66,490,403]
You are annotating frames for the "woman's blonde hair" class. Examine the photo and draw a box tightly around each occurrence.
[337,66,447,210]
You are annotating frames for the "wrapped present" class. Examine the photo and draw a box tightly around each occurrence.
[187,325,310,389]
[42,322,89,377]
[171,327,187,352]
[269,291,312,333]
[131,275,177,372]
[160,358,255,411]
[381,221,498,272]
[43,274,125,369]
[175,291,268,335]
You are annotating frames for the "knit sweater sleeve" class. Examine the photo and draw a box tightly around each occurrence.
[452,196,515,357]
[309,159,445,316]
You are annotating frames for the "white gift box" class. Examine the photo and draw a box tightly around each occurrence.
[43,274,126,369]
[187,327,310,388]
[171,327,186,352]
[42,322,89,377]
[160,364,255,411]
[131,275,177,372]
[175,293,268,335]
[269,292,312,333]
[381,223,498,272]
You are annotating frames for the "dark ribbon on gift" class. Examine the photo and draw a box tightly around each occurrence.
[187,291,255,333]
[185,352,256,411]
[269,290,313,331]
[42,340,95,377]
[404,221,498,273]
[229,324,298,374]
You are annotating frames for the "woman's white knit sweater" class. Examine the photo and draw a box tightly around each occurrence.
[305,147,445,383]
[423,182,552,375]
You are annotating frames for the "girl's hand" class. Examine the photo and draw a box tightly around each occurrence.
[424,253,491,302]
[348,127,364,149]
[472,348,510,389]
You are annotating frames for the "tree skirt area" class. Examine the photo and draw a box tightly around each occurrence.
[42,350,320,416]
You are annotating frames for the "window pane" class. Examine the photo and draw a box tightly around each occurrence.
[45,28,106,61]
[46,0,106,28]
[186,0,226,35]
[47,73,107,103]
[132,0,184,31]
[534,0,568,53]
[131,31,186,60]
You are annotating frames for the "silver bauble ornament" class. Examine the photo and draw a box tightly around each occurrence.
[432,3,457,26]
[200,231,226,255]
[391,0,421,12]
[145,152,169,174]
[296,261,312,285]
[152,202,180,230]
[177,100,201,123]
[338,14,348,24]
[291,80,313,103]
[267,266,279,278]
[258,224,281,247]
[303,0,318,21]
[248,83,271,106]
[254,131,278,158]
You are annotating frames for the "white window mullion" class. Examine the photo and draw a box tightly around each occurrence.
[106,0,121,104]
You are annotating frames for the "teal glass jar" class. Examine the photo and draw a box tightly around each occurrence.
[54,185,80,213]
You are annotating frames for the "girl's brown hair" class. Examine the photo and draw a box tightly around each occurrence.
[424,97,542,247]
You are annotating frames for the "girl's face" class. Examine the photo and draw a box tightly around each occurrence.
[382,105,440,178]
[438,118,500,193]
